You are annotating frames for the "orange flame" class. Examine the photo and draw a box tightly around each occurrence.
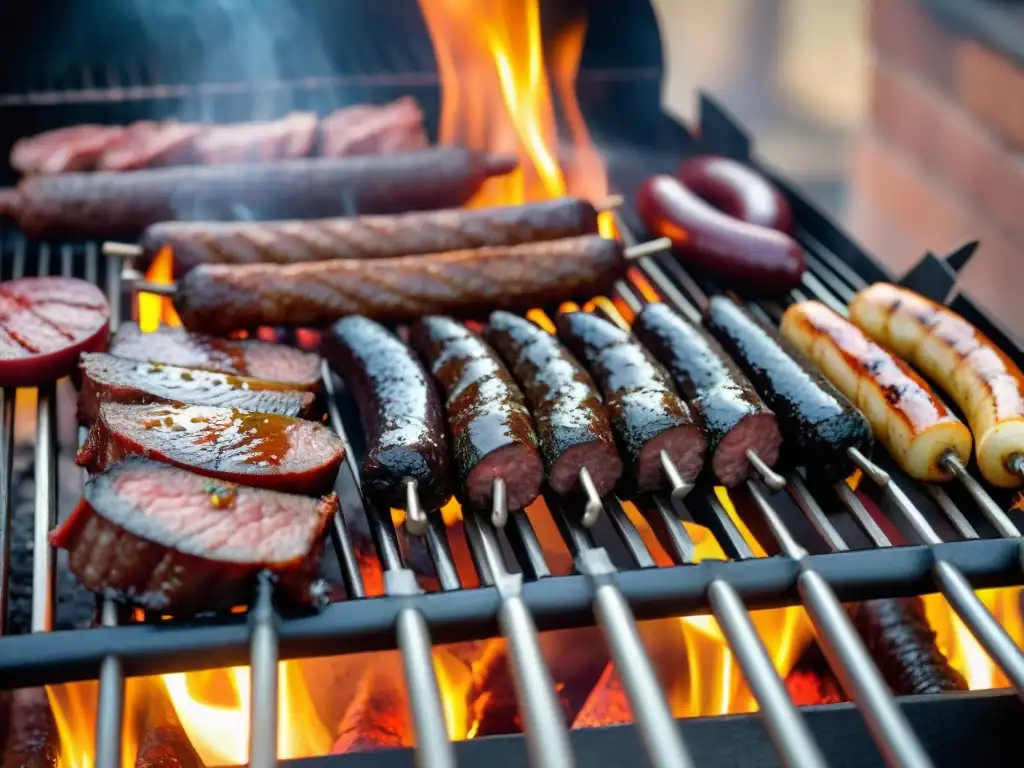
[139,246,181,331]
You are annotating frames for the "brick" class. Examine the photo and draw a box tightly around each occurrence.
[869,0,954,91]
[870,58,1024,244]
[956,39,1024,152]
[848,131,1024,338]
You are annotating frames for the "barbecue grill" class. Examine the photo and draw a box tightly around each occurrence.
[1,2,1023,767]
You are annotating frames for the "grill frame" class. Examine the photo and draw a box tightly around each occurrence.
[0,60,1022,768]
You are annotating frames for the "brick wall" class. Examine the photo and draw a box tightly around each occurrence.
[850,0,1024,338]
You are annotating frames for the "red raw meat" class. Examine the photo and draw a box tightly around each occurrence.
[96,121,205,171]
[10,124,125,174]
[0,277,110,387]
[319,97,428,157]
[194,111,319,165]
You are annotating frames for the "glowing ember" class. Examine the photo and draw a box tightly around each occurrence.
[138,246,181,331]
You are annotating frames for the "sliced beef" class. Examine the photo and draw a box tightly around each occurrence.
[11,124,125,175]
[78,352,314,424]
[109,323,322,390]
[194,111,319,164]
[50,459,337,614]
[96,121,204,172]
[319,97,428,157]
[78,402,344,494]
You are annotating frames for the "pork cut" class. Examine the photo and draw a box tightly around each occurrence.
[109,323,322,389]
[78,352,315,424]
[77,402,345,495]
[50,459,337,614]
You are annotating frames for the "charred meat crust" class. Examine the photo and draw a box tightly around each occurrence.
[409,316,543,510]
[634,303,781,486]
[555,310,706,491]
[322,316,453,510]
[703,296,873,480]
[484,311,622,496]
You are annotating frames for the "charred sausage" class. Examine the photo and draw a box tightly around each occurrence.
[633,302,782,487]
[636,175,804,292]
[410,316,543,510]
[484,311,623,496]
[678,155,794,232]
[781,300,972,482]
[850,283,1024,488]
[142,197,601,274]
[1,147,517,239]
[704,296,873,479]
[323,316,454,510]
[173,234,626,335]
[555,310,706,491]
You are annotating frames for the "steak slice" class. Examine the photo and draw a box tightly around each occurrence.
[10,124,125,174]
[109,323,322,390]
[194,111,319,165]
[50,459,337,614]
[95,121,204,171]
[78,352,314,424]
[319,97,428,157]
[78,402,345,495]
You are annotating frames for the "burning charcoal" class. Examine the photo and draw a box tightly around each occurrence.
[849,598,967,695]
[332,667,411,754]
[1,688,59,768]
[572,664,632,729]
[135,684,202,768]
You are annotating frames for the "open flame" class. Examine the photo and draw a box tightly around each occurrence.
[139,245,181,330]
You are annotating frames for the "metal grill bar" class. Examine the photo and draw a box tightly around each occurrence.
[0,388,13,636]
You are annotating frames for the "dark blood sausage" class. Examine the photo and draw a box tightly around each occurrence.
[174,234,626,335]
[633,303,782,487]
[555,311,706,492]
[142,197,601,274]
[0,688,59,768]
[110,323,322,389]
[1,146,517,239]
[49,459,337,614]
[703,296,873,479]
[484,311,623,496]
[636,175,804,292]
[409,316,543,511]
[0,277,109,387]
[678,155,794,232]
[77,402,345,495]
[78,352,315,424]
[322,316,453,510]
[134,686,203,768]
[849,598,968,695]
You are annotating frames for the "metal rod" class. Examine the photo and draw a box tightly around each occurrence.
[624,237,672,262]
[746,449,786,490]
[831,480,889,548]
[404,479,428,536]
[847,449,942,545]
[491,477,508,528]
[396,607,456,768]
[102,241,143,259]
[32,386,56,634]
[0,388,13,636]
[660,450,693,500]
[596,194,625,212]
[941,454,1020,538]
[578,467,603,527]
[1012,454,1024,485]
[604,496,657,568]
[94,600,124,768]
[249,572,279,768]
[425,515,462,591]
[707,580,827,768]
[784,473,849,550]
[132,279,176,295]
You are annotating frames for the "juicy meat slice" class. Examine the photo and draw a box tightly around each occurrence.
[78,402,345,495]
[194,111,319,165]
[78,352,315,424]
[109,323,322,389]
[50,459,337,614]
[319,97,428,157]
[11,124,125,175]
[96,121,204,171]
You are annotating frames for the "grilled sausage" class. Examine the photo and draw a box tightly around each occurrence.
[142,197,600,274]
[678,155,794,232]
[556,311,706,491]
[484,311,623,496]
[850,283,1024,487]
[1,147,517,239]
[781,300,972,481]
[636,175,804,292]
[633,302,782,487]
[323,316,454,510]
[174,234,626,335]
[704,296,873,479]
[410,316,543,510]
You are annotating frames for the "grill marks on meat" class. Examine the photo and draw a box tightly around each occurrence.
[484,311,622,496]
[633,303,781,487]
[110,323,322,389]
[849,598,968,695]
[323,317,453,510]
[78,402,345,495]
[50,459,336,614]
[556,311,706,492]
[78,353,314,425]
[174,235,625,335]
[141,197,600,273]
[704,296,874,480]
[410,316,543,510]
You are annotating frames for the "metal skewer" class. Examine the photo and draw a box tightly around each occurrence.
[491,477,508,528]
[101,241,143,259]
[249,571,279,768]
[404,479,428,536]
[1012,454,1024,484]
[939,453,1020,538]
[745,449,787,491]
[659,450,693,500]
[577,467,604,527]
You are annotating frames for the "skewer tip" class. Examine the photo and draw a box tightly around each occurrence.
[745,449,787,491]
[102,241,144,259]
[847,446,890,486]
[1009,454,1024,483]
[577,467,604,527]
[595,194,625,213]
[624,236,672,262]
[404,478,428,536]
[132,279,177,296]
[490,477,508,529]
[660,450,694,500]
